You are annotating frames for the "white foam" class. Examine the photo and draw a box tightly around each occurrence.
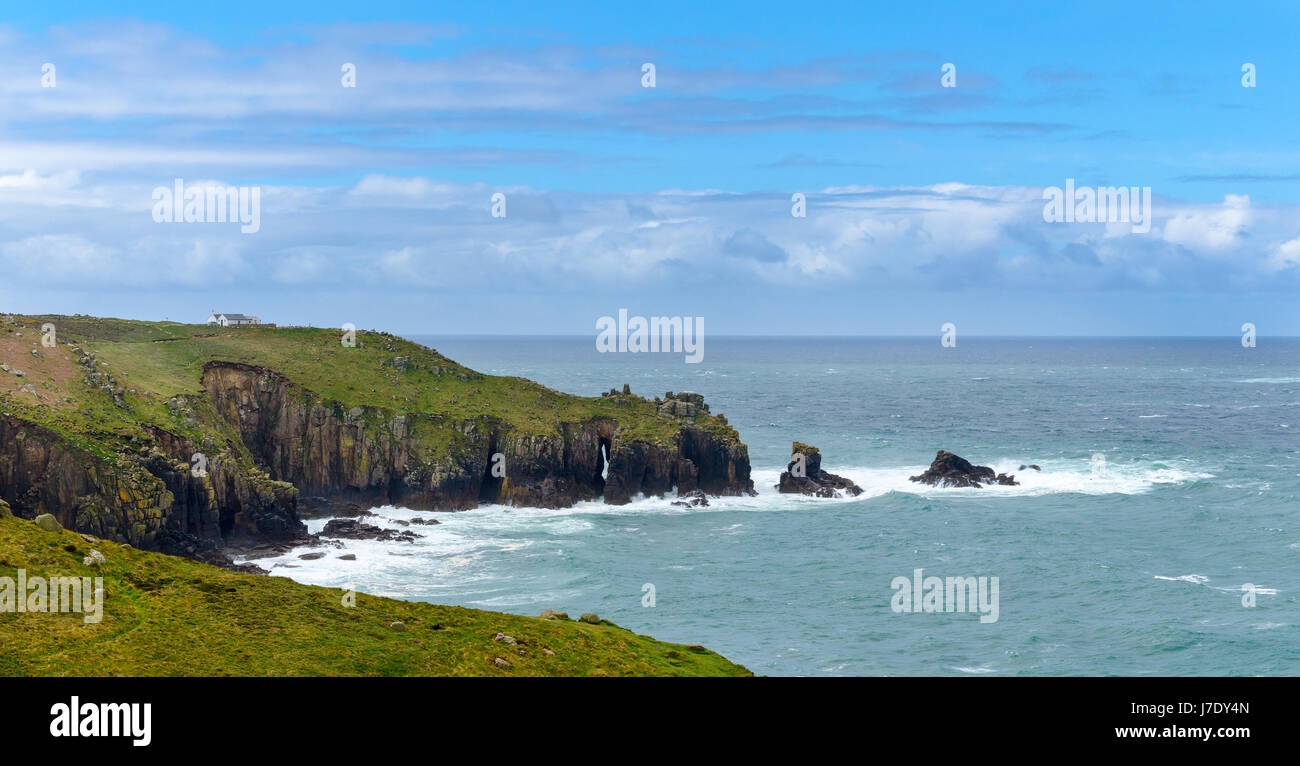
[801,457,1212,500]
[1236,377,1300,384]
[1154,574,1210,584]
[236,457,1215,596]
[951,665,997,674]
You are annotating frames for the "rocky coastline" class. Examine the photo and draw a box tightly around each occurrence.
[0,316,754,571]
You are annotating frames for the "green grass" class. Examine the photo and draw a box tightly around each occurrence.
[6,314,742,454]
[0,515,751,677]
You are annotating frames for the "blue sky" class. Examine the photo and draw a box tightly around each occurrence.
[1,1,1298,334]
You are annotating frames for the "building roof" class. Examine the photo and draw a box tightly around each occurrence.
[216,313,254,320]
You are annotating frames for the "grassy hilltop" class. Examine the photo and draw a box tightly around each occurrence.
[1,314,735,465]
[0,313,751,548]
[0,511,750,676]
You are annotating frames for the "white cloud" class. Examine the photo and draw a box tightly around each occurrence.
[1162,194,1251,252]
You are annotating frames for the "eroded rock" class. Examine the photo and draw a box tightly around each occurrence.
[777,442,864,498]
[910,450,1018,488]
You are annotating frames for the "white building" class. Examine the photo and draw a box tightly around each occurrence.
[206,311,260,327]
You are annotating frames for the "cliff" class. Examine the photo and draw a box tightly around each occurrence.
[0,314,753,563]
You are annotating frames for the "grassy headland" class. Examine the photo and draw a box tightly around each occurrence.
[0,512,750,676]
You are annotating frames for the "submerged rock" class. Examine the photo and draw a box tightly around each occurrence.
[319,518,420,543]
[910,450,1018,488]
[671,489,710,508]
[777,442,864,498]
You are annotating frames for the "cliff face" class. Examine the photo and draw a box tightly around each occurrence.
[0,413,301,564]
[0,413,169,544]
[202,361,753,512]
[0,315,754,564]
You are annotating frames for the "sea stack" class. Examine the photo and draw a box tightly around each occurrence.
[909,450,1017,488]
[777,442,864,498]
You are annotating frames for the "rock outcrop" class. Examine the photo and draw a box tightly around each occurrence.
[909,450,1018,488]
[0,412,301,570]
[203,362,753,511]
[0,317,755,569]
[319,518,420,543]
[777,442,863,498]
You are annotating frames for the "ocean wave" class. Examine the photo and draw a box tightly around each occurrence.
[758,458,1213,500]
[951,665,997,674]
[1154,574,1278,595]
[1236,377,1300,384]
[239,458,1216,596]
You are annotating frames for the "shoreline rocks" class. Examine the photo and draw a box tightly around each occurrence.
[777,442,864,498]
[319,518,421,543]
[910,450,1018,488]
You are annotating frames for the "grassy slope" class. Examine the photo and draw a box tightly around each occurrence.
[0,515,750,676]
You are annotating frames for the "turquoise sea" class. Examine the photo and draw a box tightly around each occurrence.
[243,337,1300,676]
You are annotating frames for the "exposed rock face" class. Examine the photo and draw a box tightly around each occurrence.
[0,357,754,566]
[0,411,301,570]
[777,442,864,498]
[203,362,753,511]
[910,450,1018,488]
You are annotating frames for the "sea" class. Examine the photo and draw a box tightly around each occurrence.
[238,337,1300,676]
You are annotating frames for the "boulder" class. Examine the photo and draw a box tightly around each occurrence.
[0,499,11,519]
[319,518,420,543]
[83,550,107,567]
[910,450,1018,488]
[579,613,600,624]
[389,621,407,632]
[33,513,62,533]
[777,442,864,498]
[539,609,569,621]
[671,489,710,508]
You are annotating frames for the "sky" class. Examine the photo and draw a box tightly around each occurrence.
[0,1,1297,335]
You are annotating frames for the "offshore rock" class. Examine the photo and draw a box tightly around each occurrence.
[910,450,1018,488]
[777,442,863,498]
